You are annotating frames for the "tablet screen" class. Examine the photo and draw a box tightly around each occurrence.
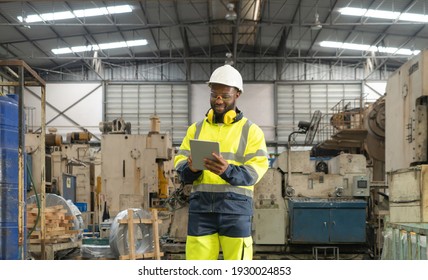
[189,139,220,170]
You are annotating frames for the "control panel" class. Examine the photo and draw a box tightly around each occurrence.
[352,175,370,197]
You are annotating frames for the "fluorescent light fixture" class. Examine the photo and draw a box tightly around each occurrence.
[339,7,366,17]
[52,39,148,55]
[253,0,261,21]
[18,4,132,23]
[339,7,428,23]
[320,41,420,56]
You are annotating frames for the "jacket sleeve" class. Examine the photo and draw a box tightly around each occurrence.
[220,123,269,186]
[174,123,203,184]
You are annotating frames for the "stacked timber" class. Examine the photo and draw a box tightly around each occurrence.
[27,204,80,244]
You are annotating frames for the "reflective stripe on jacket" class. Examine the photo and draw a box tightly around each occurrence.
[174,116,269,215]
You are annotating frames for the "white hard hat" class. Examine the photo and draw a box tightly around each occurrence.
[208,65,243,93]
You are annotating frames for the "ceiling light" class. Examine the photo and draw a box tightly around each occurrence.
[52,39,148,55]
[320,40,420,56]
[253,0,261,21]
[225,52,234,65]
[225,3,237,21]
[17,4,133,23]
[311,12,322,30]
[19,12,31,29]
[339,7,428,23]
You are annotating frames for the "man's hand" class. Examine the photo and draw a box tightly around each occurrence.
[187,156,200,173]
[204,153,229,175]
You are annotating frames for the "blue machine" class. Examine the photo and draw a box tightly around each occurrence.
[0,94,26,259]
[288,198,367,244]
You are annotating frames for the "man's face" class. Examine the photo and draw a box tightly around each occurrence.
[209,83,240,121]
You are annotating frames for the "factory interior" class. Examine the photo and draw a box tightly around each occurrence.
[1,0,428,261]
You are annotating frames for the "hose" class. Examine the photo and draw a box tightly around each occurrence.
[26,160,40,238]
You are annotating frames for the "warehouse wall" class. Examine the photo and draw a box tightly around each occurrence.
[104,82,189,142]
[191,83,275,142]
[23,80,385,149]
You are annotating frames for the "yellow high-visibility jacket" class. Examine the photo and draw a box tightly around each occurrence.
[174,113,269,215]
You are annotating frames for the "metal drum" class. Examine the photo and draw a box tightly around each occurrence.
[0,94,21,259]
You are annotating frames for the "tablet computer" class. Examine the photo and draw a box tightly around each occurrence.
[190,139,220,170]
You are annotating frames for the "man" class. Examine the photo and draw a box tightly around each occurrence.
[174,64,269,260]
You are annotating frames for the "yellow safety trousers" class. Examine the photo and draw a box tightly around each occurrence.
[186,234,253,260]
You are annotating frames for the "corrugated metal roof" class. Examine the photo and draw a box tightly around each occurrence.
[0,0,426,80]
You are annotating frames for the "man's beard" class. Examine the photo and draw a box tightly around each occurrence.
[211,101,235,123]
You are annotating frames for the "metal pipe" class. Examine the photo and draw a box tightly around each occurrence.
[40,85,47,259]
[18,65,24,259]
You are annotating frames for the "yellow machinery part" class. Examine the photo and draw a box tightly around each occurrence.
[158,163,168,199]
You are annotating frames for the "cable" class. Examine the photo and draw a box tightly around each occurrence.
[26,161,40,238]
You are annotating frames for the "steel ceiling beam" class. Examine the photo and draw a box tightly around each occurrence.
[11,54,413,61]
[2,21,428,46]
[0,0,425,76]
[174,0,190,79]
[25,1,104,79]
[305,0,340,57]
[0,6,60,67]
[1,20,427,27]
[138,1,161,57]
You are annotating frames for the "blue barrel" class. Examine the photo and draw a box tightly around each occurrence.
[0,94,23,259]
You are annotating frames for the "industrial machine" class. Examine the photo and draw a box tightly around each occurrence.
[385,49,428,224]
[26,114,177,226]
[98,115,176,236]
[313,92,387,257]
[318,96,385,181]
[26,128,97,229]
[363,96,385,182]
[374,49,428,260]
[252,109,370,254]
[253,150,370,251]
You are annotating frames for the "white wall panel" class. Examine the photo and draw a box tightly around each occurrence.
[25,82,103,140]
[191,83,275,143]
